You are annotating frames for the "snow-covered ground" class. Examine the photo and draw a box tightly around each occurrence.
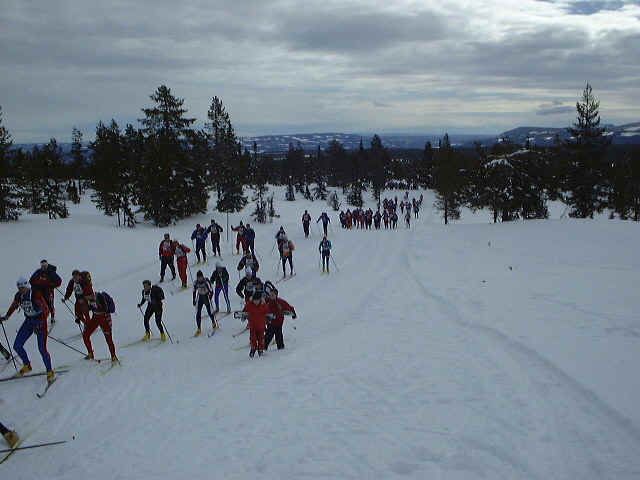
[1,187,640,479]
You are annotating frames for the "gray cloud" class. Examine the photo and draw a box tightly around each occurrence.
[0,0,639,142]
[536,100,575,115]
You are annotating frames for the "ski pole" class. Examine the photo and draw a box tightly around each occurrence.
[1,321,18,372]
[186,262,194,284]
[330,254,340,272]
[56,288,84,334]
[161,320,174,344]
[232,327,248,338]
[271,240,276,255]
[48,333,87,356]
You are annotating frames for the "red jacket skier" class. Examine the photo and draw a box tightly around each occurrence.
[158,233,176,282]
[242,292,270,357]
[265,283,296,350]
[173,241,191,288]
[63,270,94,325]
[84,293,118,363]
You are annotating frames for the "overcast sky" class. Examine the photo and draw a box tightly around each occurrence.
[1,0,639,142]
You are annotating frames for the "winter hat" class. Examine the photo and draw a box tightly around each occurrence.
[197,270,204,278]
[164,233,170,239]
[16,277,28,289]
[196,224,201,228]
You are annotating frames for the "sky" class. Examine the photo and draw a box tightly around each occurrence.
[1,0,639,142]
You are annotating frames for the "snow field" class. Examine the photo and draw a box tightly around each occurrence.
[1,187,640,479]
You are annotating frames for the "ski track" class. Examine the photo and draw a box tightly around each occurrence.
[2,190,640,479]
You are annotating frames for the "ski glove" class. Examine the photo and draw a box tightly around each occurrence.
[0,316,5,323]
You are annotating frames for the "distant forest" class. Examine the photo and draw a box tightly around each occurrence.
[1,83,639,226]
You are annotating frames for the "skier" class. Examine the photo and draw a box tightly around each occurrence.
[0,277,55,382]
[173,240,191,288]
[265,283,297,350]
[237,250,259,275]
[231,222,247,255]
[317,212,330,236]
[236,269,264,303]
[207,219,223,257]
[29,259,62,324]
[319,235,332,273]
[191,224,209,264]
[63,270,94,326]
[158,233,176,282]
[243,224,256,255]
[84,293,118,363]
[192,270,215,337]
[0,422,18,448]
[405,209,411,228]
[383,210,389,229]
[137,280,166,342]
[373,211,381,229]
[413,201,420,219]
[242,291,270,357]
[301,210,311,237]
[210,262,231,313]
[280,236,295,277]
[275,226,287,256]
[391,211,398,229]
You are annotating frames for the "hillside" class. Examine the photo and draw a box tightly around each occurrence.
[1,189,640,479]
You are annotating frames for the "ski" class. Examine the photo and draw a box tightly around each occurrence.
[0,440,67,455]
[35,377,57,399]
[99,360,122,375]
[276,273,296,284]
[0,369,69,383]
[121,337,161,348]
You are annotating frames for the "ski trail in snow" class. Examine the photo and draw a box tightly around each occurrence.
[404,232,640,479]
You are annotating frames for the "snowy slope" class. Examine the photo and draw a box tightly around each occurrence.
[1,188,640,479]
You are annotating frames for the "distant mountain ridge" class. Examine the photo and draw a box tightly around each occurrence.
[499,122,640,147]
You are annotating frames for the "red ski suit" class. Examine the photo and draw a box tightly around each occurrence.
[174,242,191,287]
[84,310,116,358]
[266,298,296,328]
[64,275,94,325]
[242,300,269,351]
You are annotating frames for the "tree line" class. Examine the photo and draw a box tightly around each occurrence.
[1,83,639,225]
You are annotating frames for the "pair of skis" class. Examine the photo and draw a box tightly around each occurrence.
[0,439,67,464]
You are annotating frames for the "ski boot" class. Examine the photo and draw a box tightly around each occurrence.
[17,364,32,376]
[3,430,19,448]
[46,370,56,384]
[84,352,94,360]
[194,328,202,337]
[143,332,151,342]
[249,349,256,358]
[111,355,120,364]
[257,350,264,357]
[161,332,167,342]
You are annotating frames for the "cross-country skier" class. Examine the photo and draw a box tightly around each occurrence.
[413,201,420,219]
[231,222,247,255]
[405,209,411,228]
[210,262,231,313]
[0,277,55,382]
[158,233,176,282]
[275,226,287,256]
[243,223,256,255]
[0,421,18,448]
[207,219,223,257]
[192,270,215,337]
[302,210,311,237]
[317,212,330,236]
[29,259,62,324]
[319,235,332,273]
[237,250,259,275]
[84,293,118,363]
[242,291,270,357]
[173,240,191,288]
[191,224,209,264]
[373,211,381,229]
[280,236,295,277]
[63,270,94,326]
[391,211,398,229]
[236,269,264,303]
[137,280,166,341]
[265,283,297,350]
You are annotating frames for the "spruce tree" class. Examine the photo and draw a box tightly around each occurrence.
[40,139,69,219]
[70,127,86,197]
[433,134,465,224]
[312,145,329,200]
[564,83,610,218]
[0,106,21,221]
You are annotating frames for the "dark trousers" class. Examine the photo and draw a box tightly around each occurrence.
[322,222,328,236]
[303,222,310,237]
[321,252,330,269]
[196,296,215,329]
[0,422,8,435]
[211,237,221,256]
[144,305,164,334]
[265,324,284,349]
[160,257,176,280]
[282,255,294,275]
[195,243,206,263]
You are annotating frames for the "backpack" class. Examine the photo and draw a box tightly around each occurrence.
[101,291,116,314]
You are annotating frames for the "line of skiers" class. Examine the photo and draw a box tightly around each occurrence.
[339,194,423,230]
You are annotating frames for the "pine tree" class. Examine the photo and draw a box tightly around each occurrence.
[138,85,197,226]
[564,83,610,218]
[0,106,21,221]
[250,142,269,223]
[610,148,640,221]
[433,134,465,224]
[40,139,69,219]
[70,127,86,197]
[369,134,389,206]
[312,145,329,200]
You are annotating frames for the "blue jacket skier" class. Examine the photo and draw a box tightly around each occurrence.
[317,212,330,236]
[319,236,332,273]
[191,224,209,264]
